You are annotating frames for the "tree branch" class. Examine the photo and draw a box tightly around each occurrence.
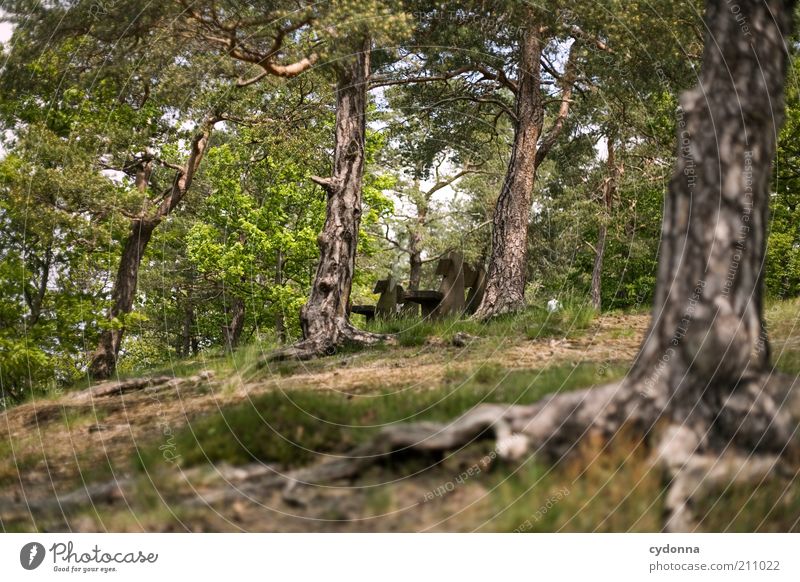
[534,42,580,168]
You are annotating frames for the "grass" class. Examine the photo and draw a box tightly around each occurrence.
[693,473,800,532]
[9,299,800,532]
[138,360,629,471]
[766,297,800,375]
[363,301,598,346]
[485,427,666,532]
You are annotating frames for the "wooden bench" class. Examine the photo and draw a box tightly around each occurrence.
[353,255,486,322]
[404,252,485,318]
[402,289,443,317]
[350,276,404,322]
[350,304,376,322]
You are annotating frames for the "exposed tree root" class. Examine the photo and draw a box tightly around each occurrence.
[0,480,131,522]
[188,373,799,530]
[70,370,215,401]
[264,323,393,362]
[661,444,786,531]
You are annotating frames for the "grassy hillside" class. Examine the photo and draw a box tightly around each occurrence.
[1,300,799,532]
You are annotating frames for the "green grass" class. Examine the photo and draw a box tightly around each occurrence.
[363,301,598,347]
[137,360,629,472]
[766,297,800,375]
[693,475,800,532]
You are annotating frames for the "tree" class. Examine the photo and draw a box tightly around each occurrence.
[163,1,410,359]
[373,2,590,319]
[473,6,582,318]
[284,36,382,357]
[88,116,218,378]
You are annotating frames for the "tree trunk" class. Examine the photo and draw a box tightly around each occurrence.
[222,296,245,352]
[275,248,286,343]
[88,216,159,378]
[88,118,215,379]
[280,37,385,359]
[622,0,796,451]
[590,138,619,311]
[473,26,543,319]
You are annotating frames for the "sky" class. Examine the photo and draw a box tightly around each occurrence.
[0,5,11,44]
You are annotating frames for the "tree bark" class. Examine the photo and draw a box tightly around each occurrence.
[590,138,619,311]
[275,248,286,343]
[618,0,795,452]
[222,296,245,352]
[473,25,543,319]
[88,159,156,379]
[88,118,216,379]
[275,38,385,359]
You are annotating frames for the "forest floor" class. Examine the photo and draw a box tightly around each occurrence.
[2,301,800,532]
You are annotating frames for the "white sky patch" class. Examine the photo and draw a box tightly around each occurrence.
[0,21,11,43]
[1,12,13,154]
[100,169,128,185]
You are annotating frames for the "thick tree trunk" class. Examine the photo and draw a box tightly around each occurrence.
[621,0,796,452]
[276,38,385,359]
[590,139,618,311]
[88,216,159,378]
[473,26,543,319]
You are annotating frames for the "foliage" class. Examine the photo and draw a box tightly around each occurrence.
[0,0,797,401]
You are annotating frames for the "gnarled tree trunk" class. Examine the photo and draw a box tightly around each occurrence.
[279,38,385,359]
[623,0,795,451]
[88,118,215,379]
